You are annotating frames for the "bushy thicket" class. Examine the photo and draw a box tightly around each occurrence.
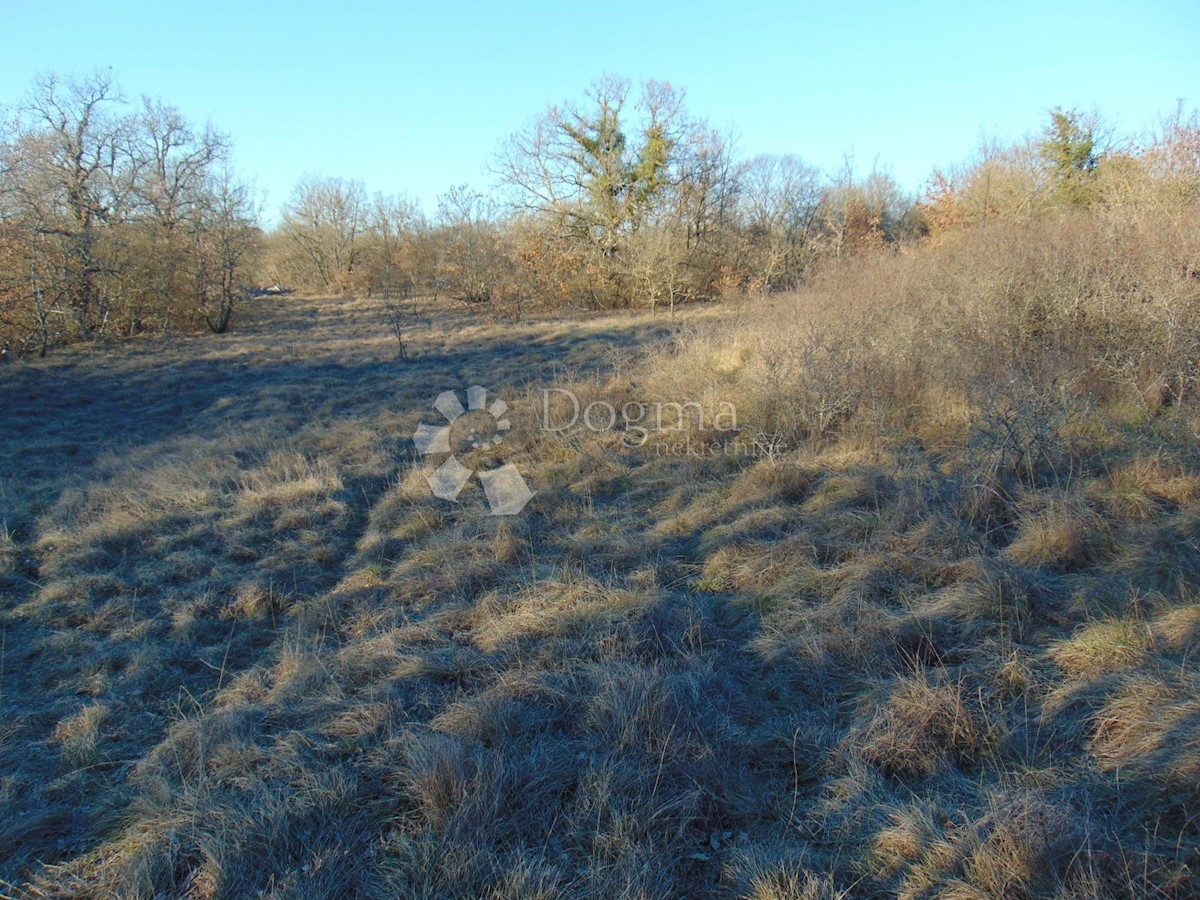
[654,105,1200,453]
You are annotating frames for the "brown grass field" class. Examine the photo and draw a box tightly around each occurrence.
[3,209,1200,897]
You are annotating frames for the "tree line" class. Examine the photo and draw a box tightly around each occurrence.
[0,70,261,356]
[267,75,918,314]
[267,80,1198,318]
[3,70,1197,356]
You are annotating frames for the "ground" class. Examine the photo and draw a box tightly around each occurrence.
[0,296,723,895]
[1,295,1198,898]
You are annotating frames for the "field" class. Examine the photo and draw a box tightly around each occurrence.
[3,217,1200,898]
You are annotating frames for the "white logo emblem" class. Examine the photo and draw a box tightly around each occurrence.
[412,385,534,515]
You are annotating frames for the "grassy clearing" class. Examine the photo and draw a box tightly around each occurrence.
[2,206,1200,897]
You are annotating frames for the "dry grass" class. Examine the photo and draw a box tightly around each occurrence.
[849,671,1003,779]
[51,703,110,767]
[3,203,1200,897]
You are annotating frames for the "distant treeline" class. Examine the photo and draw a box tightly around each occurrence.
[2,71,1197,355]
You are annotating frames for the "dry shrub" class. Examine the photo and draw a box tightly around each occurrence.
[9,200,1200,896]
[648,203,1200,457]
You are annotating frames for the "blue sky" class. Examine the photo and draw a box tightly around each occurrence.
[1,0,1196,221]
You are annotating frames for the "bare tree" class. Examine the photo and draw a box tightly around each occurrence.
[739,154,822,291]
[364,192,420,297]
[125,97,228,230]
[281,174,366,292]
[13,70,125,335]
[435,185,512,305]
[0,72,263,352]
[627,220,688,314]
[112,98,232,329]
[196,169,260,333]
[366,192,422,359]
[817,157,909,259]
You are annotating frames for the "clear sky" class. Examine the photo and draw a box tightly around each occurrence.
[1,0,1196,221]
